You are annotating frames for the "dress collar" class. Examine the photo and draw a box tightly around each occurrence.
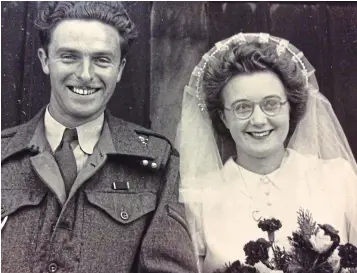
[44,106,104,154]
[222,149,295,190]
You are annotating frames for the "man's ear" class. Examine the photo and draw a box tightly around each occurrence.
[218,109,229,128]
[38,48,50,75]
[116,58,127,82]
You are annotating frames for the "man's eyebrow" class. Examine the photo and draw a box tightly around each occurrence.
[56,48,115,58]
[91,51,115,58]
[56,48,80,54]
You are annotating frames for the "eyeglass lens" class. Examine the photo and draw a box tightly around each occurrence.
[233,97,283,119]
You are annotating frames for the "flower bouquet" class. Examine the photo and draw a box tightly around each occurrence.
[214,209,357,273]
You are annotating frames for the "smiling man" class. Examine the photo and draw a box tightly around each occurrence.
[1,2,197,273]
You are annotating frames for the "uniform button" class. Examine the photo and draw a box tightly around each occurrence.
[151,162,158,169]
[120,211,129,220]
[48,262,58,273]
[142,160,149,166]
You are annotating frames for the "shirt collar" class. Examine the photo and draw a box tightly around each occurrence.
[44,106,104,154]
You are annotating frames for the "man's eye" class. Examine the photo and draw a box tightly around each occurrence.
[61,54,77,61]
[96,58,111,64]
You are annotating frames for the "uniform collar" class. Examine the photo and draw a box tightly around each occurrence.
[103,111,155,160]
[44,106,103,154]
[1,107,46,162]
[2,108,155,163]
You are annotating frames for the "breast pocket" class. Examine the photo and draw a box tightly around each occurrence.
[84,190,157,224]
[1,189,47,270]
[80,190,158,271]
[1,189,47,230]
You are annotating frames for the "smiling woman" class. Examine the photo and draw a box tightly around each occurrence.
[177,33,357,273]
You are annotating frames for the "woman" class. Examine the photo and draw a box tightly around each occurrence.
[176,33,357,273]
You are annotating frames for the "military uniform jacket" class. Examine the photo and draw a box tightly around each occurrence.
[1,109,197,273]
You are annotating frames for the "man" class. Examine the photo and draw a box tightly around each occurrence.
[1,2,197,273]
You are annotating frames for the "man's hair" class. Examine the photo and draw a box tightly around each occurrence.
[203,42,309,141]
[34,1,137,58]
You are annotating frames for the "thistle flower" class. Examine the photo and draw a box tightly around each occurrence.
[258,218,282,233]
[338,243,357,268]
[309,227,333,254]
[243,238,271,266]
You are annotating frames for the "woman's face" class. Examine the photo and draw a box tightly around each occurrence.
[219,71,290,159]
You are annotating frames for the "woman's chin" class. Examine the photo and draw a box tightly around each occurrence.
[244,146,281,159]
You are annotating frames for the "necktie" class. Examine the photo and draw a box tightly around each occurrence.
[54,128,78,195]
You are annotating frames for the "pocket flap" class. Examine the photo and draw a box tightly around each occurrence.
[84,191,157,224]
[1,189,47,218]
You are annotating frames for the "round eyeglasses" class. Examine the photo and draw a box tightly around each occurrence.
[224,96,288,120]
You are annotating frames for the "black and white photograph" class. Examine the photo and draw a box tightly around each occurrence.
[1,2,357,273]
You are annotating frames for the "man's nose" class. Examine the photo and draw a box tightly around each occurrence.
[249,104,267,126]
[76,59,94,82]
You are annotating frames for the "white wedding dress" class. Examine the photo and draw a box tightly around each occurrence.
[188,149,357,273]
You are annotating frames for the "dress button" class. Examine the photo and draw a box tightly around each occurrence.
[261,176,270,184]
[48,262,58,273]
[151,162,158,169]
[120,211,129,220]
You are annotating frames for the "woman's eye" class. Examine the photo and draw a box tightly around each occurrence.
[265,99,279,108]
[236,103,252,112]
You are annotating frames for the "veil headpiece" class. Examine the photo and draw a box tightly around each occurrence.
[176,33,357,254]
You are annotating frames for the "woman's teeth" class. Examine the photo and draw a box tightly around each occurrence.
[248,130,272,138]
[71,87,98,95]
[252,131,270,137]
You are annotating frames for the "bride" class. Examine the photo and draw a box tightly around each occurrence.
[176,33,357,273]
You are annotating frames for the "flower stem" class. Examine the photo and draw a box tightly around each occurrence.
[262,260,275,270]
[268,232,275,243]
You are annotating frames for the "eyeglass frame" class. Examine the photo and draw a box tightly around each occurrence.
[223,95,288,120]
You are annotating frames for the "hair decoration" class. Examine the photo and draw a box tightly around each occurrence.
[192,33,312,111]
[276,39,289,56]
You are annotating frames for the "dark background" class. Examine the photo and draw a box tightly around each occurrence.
[2,2,357,158]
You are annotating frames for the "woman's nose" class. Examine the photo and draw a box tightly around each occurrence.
[249,105,268,126]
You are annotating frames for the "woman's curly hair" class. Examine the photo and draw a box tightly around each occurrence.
[203,41,309,141]
[35,1,137,58]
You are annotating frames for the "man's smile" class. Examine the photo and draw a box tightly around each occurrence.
[67,86,101,96]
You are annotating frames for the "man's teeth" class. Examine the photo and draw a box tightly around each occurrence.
[251,131,270,137]
[72,87,97,95]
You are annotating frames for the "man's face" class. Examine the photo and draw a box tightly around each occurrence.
[38,19,126,126]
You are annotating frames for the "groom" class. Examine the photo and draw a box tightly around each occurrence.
[1,2,197,273]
